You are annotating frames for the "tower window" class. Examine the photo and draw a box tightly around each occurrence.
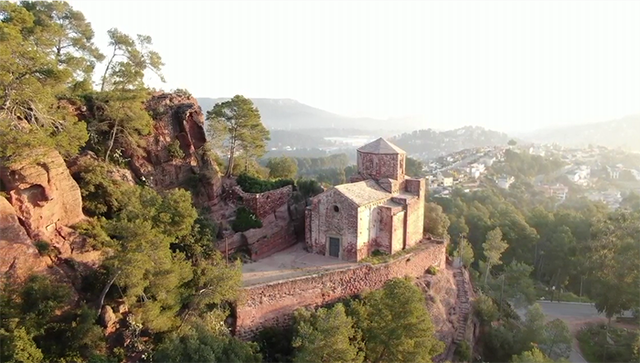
[333,205,340,212]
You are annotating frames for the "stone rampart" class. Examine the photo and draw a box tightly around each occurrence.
[235,239,447,340]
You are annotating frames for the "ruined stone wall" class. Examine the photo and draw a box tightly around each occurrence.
[235,240,447,340]
[233,185,293,220]
[248,222,297,261]
[306,189,358,261]
[357,152,403,181]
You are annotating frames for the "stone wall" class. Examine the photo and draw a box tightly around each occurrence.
[235,239,447,340]
[247,218,297,261]
[391,209,405,253]
[357,152,403,181]
[305,189,358,261]
[404,178,426,248]
[218,201,298,261]
[233,185,293,220]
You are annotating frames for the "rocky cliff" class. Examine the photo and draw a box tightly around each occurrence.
[0,148,86,279]
[0,196,47,278]
[0,92,225,281]
[130,92,222,209]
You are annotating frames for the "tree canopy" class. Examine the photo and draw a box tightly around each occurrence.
[292,304,363,363]
[0,0,91,158]
[206,95,270,177]
[267,156,298,179]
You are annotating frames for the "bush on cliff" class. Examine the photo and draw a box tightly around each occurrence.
[232,207,263,232]
[237,173,294,194]
[71,158,128,218]
[167,139,185,159]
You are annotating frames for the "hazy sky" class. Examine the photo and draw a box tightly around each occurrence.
[68,0,640,133]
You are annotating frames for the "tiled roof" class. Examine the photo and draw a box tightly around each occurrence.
[334,179,391,206]
[357,138,405,154]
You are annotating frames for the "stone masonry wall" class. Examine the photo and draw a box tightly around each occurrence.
[357,152,402,181]
[404,178,426,248]
[248,221,297,261]
[235,240,447,340]
[233,185,293,219]
[306,189,358,261]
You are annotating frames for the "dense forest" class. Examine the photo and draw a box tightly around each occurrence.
[424,174,640,361]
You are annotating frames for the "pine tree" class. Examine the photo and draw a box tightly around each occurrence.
[292,304,363,363]
[206,95,270,177]
[482,227,508,286]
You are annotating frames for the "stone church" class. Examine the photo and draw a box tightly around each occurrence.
[305,138,426,262]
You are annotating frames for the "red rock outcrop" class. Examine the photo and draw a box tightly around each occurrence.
[0,148,85,242]
[0,196,46,279]
[126,92,221,209]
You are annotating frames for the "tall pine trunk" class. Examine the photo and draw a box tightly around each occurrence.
[226,144,235,177]
[484,263,491,286]
[105,119,118,163]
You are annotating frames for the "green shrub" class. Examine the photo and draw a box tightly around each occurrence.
[72,218,114,251]
[173,88,192,98]
[71,158,127,218]
[297,178,324,199]
[255,325,294,363]
[35,240,52,256]
[236,173,294,193]
[371,249,387,257]
[168,140,185,159]
[232,207,263,232]
[454,340,472,362]
[427,265,439,275]
[473,293,499,325]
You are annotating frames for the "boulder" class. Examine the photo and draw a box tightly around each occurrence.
[0,196,46,279]
[0,148,84,241]
[100,305,117,331]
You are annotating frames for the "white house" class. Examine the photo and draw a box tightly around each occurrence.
[468,163,486,179]
[497,176,515,189]
[437,171,455,187]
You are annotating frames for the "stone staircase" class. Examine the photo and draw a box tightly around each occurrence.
[436,265,474,363]
[453,266,472,343]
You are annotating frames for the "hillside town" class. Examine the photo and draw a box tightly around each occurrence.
[425,144,640,210]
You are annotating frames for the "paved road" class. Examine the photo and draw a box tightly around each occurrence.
[537,301,604,363]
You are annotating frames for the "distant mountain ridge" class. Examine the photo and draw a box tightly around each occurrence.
[197,97,421,132]
[523,115,640,151]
